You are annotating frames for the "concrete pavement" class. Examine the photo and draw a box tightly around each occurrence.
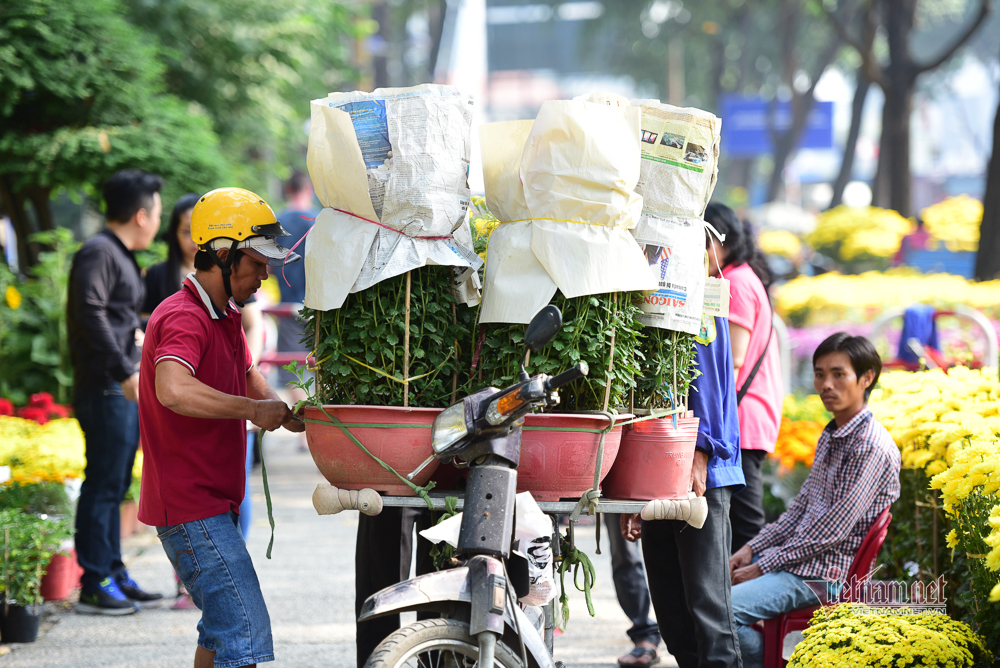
[2,431,677,667]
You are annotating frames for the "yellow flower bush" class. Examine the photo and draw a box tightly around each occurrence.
[773,418,823,469]
[869,367,1000,640]
[920,195,981,252]
[788,604,991,667]
[758,229,802,259]
[0,416,86,483]
[774,269,1000,327]
[807,205,912,263]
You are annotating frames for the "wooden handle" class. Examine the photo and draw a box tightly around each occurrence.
[312,485,383,516]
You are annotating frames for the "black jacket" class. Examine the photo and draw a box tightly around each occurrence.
[67,228,144,398]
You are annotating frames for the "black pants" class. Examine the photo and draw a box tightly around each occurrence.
[355,507,433,667]
[729,449,767,553]
[603,513,661,647]
[641,486,742,668]
[74,385,139,590]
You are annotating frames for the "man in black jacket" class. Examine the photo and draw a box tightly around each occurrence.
[67,169,165,614]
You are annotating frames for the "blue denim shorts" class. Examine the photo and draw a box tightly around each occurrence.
[157,512,274,667]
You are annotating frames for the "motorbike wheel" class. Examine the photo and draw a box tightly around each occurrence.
[364,618,524,668]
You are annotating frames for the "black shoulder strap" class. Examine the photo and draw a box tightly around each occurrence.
[736,305,774,406]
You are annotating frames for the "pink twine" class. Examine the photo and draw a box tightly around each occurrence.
[279,208,454,288]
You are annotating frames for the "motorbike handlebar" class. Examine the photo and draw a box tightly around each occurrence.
[546,362,589,390]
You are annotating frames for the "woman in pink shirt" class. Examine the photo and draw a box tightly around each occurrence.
[705,203,784,552]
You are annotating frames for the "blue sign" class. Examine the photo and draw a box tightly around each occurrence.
[719,95,834,158]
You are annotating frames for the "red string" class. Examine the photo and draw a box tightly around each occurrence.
[279,208,455,288]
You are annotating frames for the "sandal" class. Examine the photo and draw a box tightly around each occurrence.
[618,645,660,667]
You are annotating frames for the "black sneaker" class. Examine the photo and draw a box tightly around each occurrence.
[116,572,164,602]
[77,577,138,615]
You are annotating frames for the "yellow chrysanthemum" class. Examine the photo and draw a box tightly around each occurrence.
[5,285,21,310]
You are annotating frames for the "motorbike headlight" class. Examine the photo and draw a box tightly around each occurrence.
[431,402,468,453]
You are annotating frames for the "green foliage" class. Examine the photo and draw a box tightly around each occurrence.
[121,0,364,193]
[634,325,699,411]
[0,228,77,404]
[0,482,72,518]
[302,266,474,408]
[0,508,73,609]
[474,293,644,413]
[0,0,228,189]
[946,489,1000,655]
[135,240,167,270]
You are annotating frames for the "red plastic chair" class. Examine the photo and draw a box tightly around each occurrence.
[756,507,893,668]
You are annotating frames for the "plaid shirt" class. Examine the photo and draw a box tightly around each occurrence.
[748,407,900,581]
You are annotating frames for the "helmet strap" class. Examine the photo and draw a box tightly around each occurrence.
[208,240,245,309]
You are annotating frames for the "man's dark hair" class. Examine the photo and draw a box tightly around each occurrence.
[194,248,245,272]
[103,169,164,223]
[283,170,311,198]
[813,332,882,401]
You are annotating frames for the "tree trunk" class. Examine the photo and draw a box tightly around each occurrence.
[372,1,389,89]
[974,76,1000,281]
[426,0,447,82]
[830,74,870,209]
[873,75,915,215]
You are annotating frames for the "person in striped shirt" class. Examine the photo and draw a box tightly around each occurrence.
[728,333,901,668]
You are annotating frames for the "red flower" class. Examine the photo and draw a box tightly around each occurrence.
[0,398,13,416]
[48,404,70,419]
[17,406,49,424]
[28,392,55,408]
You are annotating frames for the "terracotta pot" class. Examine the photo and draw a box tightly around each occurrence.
[304,405,442,496]
[40,550,80,602]
[601,416,700,500]
[0,605,40,644]
[516,413,628,502]
[120,500,139,537]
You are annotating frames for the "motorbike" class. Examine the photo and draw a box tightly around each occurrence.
[359,304,588,668]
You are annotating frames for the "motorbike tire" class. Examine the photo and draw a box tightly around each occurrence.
[364,618,525,668]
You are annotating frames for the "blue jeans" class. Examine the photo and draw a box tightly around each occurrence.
[74,384,139,589]
[731,566,827,668]
[157,512,274,667]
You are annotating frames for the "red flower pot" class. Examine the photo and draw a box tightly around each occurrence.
[304,406,442,496]
[40,550,80,602]
[601,416,700,500]
[516,413,628,502]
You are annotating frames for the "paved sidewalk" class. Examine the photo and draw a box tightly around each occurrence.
[2,431,676,667]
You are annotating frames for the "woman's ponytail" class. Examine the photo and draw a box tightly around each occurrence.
[703,202,772,291]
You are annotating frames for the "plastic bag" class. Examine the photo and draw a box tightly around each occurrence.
[514,492,557,606]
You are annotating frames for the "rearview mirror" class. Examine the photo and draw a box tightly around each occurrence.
[524,305,563,352]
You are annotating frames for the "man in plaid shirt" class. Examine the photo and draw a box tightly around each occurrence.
[728,333,901,668]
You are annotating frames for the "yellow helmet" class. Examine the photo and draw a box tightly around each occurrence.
[191,187,300,268]
[191,187,286,245]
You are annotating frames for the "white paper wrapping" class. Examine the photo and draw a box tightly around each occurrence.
[632,99,722,219]
[632,214,708,335]
[479,98,656,324]
[304,84,482,310]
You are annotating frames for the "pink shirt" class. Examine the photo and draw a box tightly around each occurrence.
[721,263,782,452]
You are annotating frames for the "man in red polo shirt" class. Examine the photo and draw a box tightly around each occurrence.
[138,187,304,668]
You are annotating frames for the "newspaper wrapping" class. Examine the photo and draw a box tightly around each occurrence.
[304,84,483,311]
[629,100,723,335]
[479,94,657,324]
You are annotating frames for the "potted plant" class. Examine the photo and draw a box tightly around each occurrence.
[299,266,476,495]
[0,508,73,643]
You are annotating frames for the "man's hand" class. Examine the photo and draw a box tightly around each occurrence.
[691,449,709,497]
[729,544,753,575]
[121,373,140,403]
[250,399,294,432]
[732,562,763,585]
[621,513,642,542]
[134,328,145,348]
[282,406,306,433]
